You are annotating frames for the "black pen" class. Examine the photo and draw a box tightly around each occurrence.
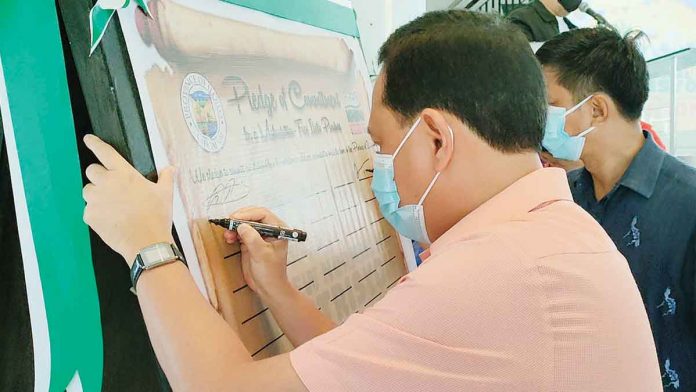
[209,218,307,242]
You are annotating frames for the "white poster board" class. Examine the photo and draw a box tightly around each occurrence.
[119,0,410,358]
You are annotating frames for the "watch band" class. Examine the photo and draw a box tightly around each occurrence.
[130,243,184,293]
[130,256,146,294]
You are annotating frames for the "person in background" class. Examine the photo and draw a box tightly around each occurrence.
[507,0,581,42]
[642,121,668,150]
[537,28,696,391]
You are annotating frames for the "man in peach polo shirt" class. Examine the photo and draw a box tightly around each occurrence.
[81,10,661,391]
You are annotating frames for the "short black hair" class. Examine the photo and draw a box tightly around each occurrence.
[536,28,649,120]
[378,10,546,153]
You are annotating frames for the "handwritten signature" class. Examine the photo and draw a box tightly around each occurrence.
[205,177,251,210]
[356,158,372,179]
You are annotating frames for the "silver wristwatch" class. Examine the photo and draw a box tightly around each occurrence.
[130,242,184,293]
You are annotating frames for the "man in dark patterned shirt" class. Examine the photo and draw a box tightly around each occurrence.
[537,28,696,391]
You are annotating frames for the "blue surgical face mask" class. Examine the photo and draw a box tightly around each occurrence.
[371,117,453,244]
[543,95,596,161]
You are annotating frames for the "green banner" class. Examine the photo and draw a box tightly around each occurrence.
[89,0,359,55]
[0,1,103,391]
[221,0,360,37]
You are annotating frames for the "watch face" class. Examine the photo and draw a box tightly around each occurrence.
[139,243,177,268]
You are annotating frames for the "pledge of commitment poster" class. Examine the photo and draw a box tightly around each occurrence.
[119,0,407,358]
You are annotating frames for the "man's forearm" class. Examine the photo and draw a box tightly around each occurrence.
[79,136,309,390]
[260,281,337,347]
[136,260,252,390]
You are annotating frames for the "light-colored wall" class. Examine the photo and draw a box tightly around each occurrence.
[352,0,427,77]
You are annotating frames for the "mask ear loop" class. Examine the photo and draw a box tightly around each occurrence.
[393,117,422,157]
[577,126,597,138]
[565,95,594,117]
[417,125,455,206]
[418,173,441,206]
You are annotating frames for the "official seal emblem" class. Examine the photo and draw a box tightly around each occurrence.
[181,73,226,152]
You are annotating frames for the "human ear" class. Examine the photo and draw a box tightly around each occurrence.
[421,109,454,173]
[590,94,610,125]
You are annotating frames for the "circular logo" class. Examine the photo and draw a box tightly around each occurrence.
[181,73,226,152]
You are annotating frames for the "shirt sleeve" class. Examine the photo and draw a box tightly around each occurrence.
[507,10,534,42]
[508,18,535,41]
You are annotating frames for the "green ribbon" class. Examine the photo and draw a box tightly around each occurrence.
[89,0,151,55]
[221,0,360,37]
[0,2,103,391]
